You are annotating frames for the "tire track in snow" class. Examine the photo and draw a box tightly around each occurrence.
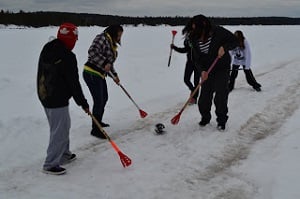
[255,59,297,78]
[182,61,300,198]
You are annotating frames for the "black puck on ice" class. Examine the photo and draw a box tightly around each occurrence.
[154,123,165,134]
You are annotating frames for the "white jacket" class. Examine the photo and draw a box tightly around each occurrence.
[231,39,251,69]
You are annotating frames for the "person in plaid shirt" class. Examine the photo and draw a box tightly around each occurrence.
[83,25,123,139]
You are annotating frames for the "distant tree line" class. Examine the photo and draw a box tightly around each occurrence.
[1,10,300,27]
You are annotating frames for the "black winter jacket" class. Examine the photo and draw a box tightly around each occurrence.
[173,38,193,63]
[37,39,89,109]
[191,26,238,74]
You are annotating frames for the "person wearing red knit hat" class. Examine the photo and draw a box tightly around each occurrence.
[37,22,90,175]
[57,23,78,50]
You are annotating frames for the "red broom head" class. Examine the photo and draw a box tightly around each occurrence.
[118,151,132,168]
[172,30,177,36]
[139,109,148,118]
[171,113,181,125]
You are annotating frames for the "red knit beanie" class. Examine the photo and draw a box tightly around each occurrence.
[57,23,78,50]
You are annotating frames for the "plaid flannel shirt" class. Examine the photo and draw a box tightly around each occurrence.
[87,32,117,76]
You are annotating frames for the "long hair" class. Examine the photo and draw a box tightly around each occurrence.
[104,25,123,45]
[181,19,193,41]
[190,14,211,41]
[182,19,192,35]
[234,30,245,49]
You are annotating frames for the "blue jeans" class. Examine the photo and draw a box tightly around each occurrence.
[83,72,108,130]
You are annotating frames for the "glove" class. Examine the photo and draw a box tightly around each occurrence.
[113,76,120,85]
[83,107,90,114]
[81,100,90,114]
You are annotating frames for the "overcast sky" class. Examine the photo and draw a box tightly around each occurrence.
[1,0,300,17]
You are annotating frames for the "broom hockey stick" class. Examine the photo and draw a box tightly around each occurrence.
[89,112,132,167]
[109,71,148,118]
[171,57,220,125]
[168,30,177,67]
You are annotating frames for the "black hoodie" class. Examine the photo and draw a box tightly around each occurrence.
[37,39,88,109]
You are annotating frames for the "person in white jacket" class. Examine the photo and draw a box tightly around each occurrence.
[229,30,261,92]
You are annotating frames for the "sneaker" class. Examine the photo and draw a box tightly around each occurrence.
[91,129,107,139]
[199,120,210,127]
[61,153,77,165]
[217,124,226,131]
[42,166,66,175]
[100,122,110,127]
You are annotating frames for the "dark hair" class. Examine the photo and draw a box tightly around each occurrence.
[182,19,192,35]
[181,19,192,41]
[234,30,245,49]
[104,25,123,44]
[190,14,211,41]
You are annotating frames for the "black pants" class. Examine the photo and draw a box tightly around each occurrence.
[229,65,261,91]
[184,61,200,100]
[198,71,229,125]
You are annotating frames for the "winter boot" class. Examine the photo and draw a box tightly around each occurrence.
[91,114,107,139]
[217,123,226,131]
[199,119,210,127]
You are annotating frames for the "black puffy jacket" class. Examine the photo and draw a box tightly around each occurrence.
[37,39,88,109]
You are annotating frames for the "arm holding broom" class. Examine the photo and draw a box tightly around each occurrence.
[168,30,177,67]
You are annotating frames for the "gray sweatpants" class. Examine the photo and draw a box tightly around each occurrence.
[43,106,72,169]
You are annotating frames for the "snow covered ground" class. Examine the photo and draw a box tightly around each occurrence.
[0,25,300,199]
